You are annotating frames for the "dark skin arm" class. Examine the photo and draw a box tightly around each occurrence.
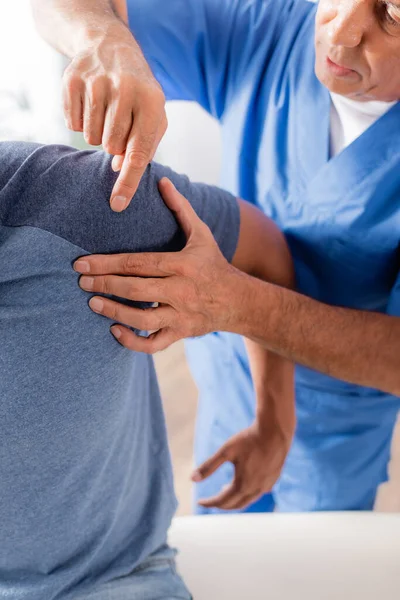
[74,181,400,397]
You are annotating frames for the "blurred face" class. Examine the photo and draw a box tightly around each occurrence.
[315,0,400,101]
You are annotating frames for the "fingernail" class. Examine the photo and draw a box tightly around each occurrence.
[80,276,94,291]
[111,196,128,212]
[111,326,122,339]
[74,260,90,273]
[192,471,202,482]
[89,297,104,313]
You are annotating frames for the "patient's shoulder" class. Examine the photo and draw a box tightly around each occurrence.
[0,142,183,254]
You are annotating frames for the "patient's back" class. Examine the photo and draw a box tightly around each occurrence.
[0,142,239,600]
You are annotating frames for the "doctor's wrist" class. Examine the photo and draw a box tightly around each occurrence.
[225,271,275,340]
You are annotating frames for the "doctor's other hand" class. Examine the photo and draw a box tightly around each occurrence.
[192,421,292,511]
[63,27,167,212]
[75,179,243,352]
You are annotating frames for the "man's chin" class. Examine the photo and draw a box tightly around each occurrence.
[315,62,361,97]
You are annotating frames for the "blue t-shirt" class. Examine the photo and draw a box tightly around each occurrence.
[0,141,239,600]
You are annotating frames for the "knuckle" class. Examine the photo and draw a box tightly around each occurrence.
[64,71,82,93]
[104,141,125,156]
[141,312,155,331]
[84,132,101,146]
[156,313,167,330]
[122,332,137,351]
[108,302,120,321]
[122,254,137,273]
[219,448,230,462]
[114,73,135,93]
[90,73,108,92]
[103,129,128,155]
[152,278,165,297]
[141,83,165,105]
[177,260,195,278]
[128,281,138,299]
[108,122,127,141]
[101,276,112,295]
[127,149,149,169]
[147,339,158,354]
[152,87,166,108]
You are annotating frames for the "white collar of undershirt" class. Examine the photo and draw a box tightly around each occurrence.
[330,92,397,120]
[329,93,397,157]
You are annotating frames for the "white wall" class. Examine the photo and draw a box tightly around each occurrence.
[157,102,221,185]
[0,0,67,144]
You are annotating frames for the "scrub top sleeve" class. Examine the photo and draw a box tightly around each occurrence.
[127,0,292,119]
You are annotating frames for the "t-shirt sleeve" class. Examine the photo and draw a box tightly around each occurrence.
[127,0,295,118]
[0,142,240,263]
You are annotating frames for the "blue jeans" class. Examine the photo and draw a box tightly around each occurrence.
[72,545,191,600]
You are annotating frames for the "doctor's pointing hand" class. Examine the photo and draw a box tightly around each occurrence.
[32,0,166,213]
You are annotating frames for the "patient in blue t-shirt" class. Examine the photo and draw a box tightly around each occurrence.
[0,141,291,600]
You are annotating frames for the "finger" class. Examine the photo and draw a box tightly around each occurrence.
[223,492,261,511]
[83,83,107,147]
[192,446,232,482]
[197,482,240,509]
[110,118,165,180]
[62,72,84,132]
[158,178,210,242]
[73,252,179,277]
[198,485,256,511]
[110,116,159,212]
[79,275,168,303]
[102,100,133,157]
[112,154,124,172]
[110,325,178,354]
[88,297,171,331]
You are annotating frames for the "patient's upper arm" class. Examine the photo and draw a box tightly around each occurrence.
[0,142,240,260]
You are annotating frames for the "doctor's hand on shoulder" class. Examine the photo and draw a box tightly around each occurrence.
[75,178,243,349]
[74,179,265,350]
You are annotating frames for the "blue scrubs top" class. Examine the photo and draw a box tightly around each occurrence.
[127,0,400,512]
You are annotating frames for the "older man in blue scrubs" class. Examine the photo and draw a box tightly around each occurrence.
[34,0,400,513]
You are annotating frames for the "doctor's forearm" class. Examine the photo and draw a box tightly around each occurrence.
[31,0,128,56]
[235,276,400,396]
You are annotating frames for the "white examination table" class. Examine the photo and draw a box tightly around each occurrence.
[169,513,400,600]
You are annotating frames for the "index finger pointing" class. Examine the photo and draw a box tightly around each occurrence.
[110,123,158,213]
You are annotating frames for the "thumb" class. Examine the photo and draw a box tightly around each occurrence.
[192,445,232,482]
[158,178,205,241]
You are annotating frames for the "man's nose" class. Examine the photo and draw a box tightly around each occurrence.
[327,1,370,48]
